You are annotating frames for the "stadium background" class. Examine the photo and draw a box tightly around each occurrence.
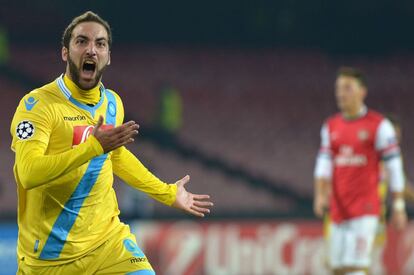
[1,1,414,274]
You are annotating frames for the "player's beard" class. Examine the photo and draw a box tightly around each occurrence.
[67,55,107,90]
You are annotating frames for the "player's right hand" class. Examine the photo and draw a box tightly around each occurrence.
[92,115,139,153]
[313,195,328,218]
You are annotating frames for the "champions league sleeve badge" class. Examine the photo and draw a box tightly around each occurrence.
[16,120,35,140]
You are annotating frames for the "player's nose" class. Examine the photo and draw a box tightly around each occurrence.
[85,42,97,56]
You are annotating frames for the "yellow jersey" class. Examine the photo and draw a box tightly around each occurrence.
[10,75,177,266]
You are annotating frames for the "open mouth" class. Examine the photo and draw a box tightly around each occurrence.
[82,60,96,76]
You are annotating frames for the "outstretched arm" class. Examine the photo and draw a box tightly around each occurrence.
[112,146,213,217]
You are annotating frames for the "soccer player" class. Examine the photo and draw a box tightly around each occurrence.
[322,113,414,271]
[313,67,407,275]
[10,11,213,274]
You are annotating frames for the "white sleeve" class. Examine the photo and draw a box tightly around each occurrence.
[384,157,405,192]
[376,119,405,192]
[375,119,399,154]
[314,123,333,179]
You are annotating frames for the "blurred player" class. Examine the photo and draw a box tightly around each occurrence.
[323,113,414,269]
[313,67,407,275]
[10,11,213,274]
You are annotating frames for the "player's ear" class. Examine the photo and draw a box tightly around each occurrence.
[62,47,68,62]
[107,51,111,66]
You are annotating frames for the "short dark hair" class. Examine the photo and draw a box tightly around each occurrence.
[62,11,112,49]
[337,67,366,87]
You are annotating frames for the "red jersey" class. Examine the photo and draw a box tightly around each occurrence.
[317,109,400,222]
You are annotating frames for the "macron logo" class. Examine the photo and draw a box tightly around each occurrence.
[24,96,39,111]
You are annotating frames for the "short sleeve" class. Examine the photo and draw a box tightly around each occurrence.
[10,93,53,150]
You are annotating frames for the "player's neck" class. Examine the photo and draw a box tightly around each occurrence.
[342,105,367,120]
[63,74,100,105]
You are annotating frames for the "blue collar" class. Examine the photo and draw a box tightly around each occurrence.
[56,74,105,117]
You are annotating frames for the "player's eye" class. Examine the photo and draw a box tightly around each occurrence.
[76,39,87,45]
[97,41,107,48]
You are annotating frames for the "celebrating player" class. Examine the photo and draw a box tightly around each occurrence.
[313,67,407,275]
[10,11,213,274]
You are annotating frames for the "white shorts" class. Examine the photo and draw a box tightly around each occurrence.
[328,215,379,269]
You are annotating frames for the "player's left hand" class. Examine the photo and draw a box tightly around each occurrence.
[391,209,407,230]
[172,175,213,217]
